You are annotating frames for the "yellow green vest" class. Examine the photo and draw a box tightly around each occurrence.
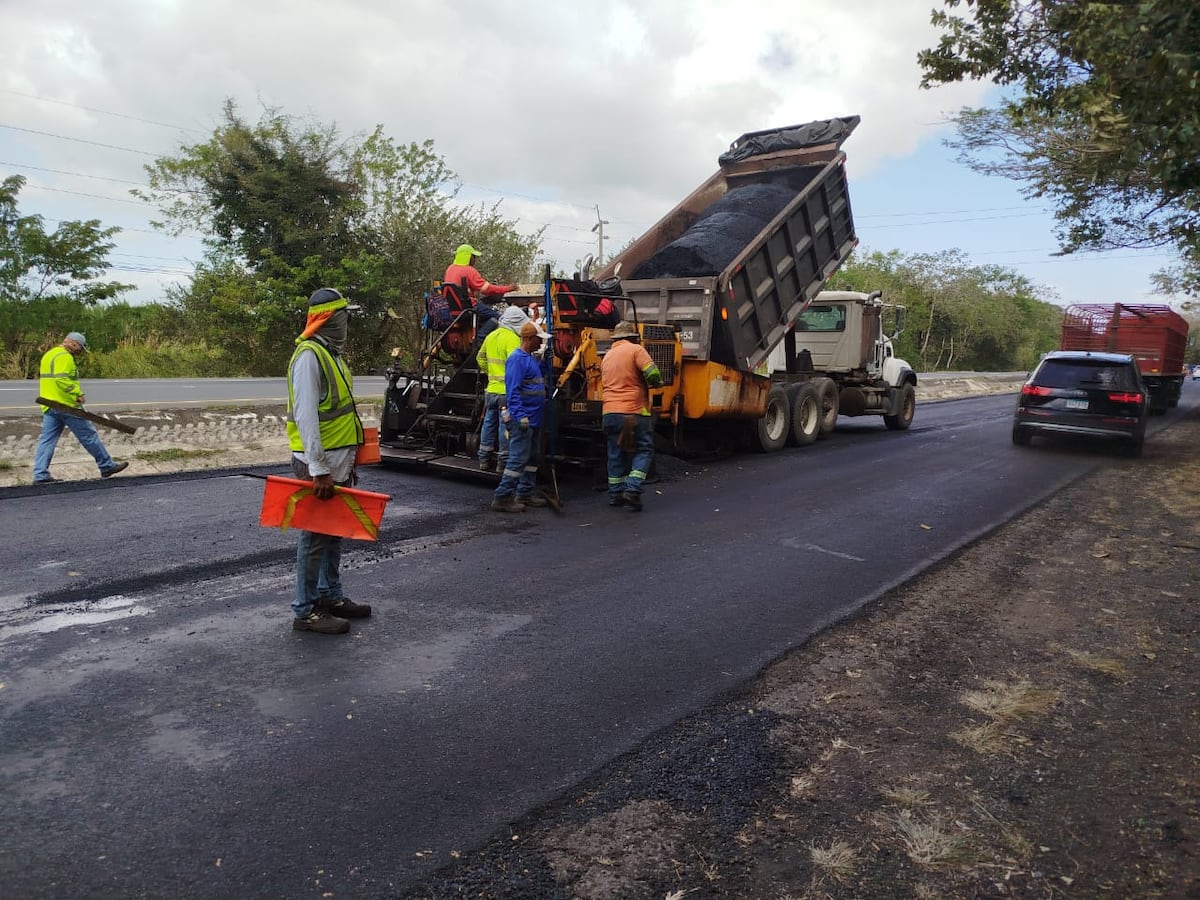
[478,327,521,395]
[38,346,82,410]
[286,340,364,452]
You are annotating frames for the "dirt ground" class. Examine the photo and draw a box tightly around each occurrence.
[404,415,1200,899]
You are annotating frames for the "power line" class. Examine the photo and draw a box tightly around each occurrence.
[857,205,1046,219]
[23,183,148,206]
[1,161,149,187]
[0,123,160,156]
[0,89,206,134]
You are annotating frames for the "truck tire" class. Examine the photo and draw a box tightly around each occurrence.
[884,383,916,431]
[753,385,791,452]
[811,377,839,437]
[787,383,820,446]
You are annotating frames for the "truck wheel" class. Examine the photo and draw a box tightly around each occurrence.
[884,383,916,431]
[811,377,839,437]
[754,385,791,452]
[787,383,820,446]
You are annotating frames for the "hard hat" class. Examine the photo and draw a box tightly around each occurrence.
[611,321,639,341]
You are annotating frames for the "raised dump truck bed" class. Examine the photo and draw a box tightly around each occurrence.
[599,116,858,374]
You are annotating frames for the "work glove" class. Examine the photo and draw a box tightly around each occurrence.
[501,408,511,424]
[519,417,530,431]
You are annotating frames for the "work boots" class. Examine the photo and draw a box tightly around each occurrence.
[318,596,372,618]
[516,493,548,508]
[490,496,525,513]
[292,610,350,634]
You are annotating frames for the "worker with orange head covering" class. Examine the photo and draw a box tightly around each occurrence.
[444,244,519,301]
[284,288,371,635]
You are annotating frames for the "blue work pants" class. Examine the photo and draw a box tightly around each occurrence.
[603,412,654,499]
[33,409,117,481]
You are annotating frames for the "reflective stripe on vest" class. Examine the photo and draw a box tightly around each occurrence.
[286,340,364,452]
[38,346,80,408]
[517,366,546,401]
[481,328,520,395]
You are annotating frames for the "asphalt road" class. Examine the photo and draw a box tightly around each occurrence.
[2,390,1195,898]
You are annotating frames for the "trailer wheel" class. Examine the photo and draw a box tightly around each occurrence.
[754,385,791,452]
[811,377,839,437]
[787,383,821,446]
[884,383,916,431]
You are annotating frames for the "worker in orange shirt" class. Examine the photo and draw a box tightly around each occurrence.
[444,244,519,302]
[599,321,662,512]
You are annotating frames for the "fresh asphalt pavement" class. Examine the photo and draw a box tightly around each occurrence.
[1,390,1196,898]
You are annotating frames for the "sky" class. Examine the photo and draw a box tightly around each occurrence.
[1,0,1180,310]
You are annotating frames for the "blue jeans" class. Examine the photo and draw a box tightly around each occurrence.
[603,413,654,498]
[33,409,117,481]
[478,392,509,462]
[292,529,344,619]
[494,424,539,499]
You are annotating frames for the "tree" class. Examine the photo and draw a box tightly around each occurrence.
[140,100,360,275]
[0,175,132,305]
[0,175,134,376]
[141,106,541,374]
[830,247,1061,372]
[919,1,1200,295]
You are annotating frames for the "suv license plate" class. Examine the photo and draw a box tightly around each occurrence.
[1064,399,1088,410]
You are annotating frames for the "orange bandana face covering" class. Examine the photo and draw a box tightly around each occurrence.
[298,309,335,342]
[296,294,349,343]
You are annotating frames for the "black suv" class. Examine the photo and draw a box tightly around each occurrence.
[1012,351,1148,456]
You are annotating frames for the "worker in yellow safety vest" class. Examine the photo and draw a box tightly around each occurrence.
[285,288,370,635]
[33,331,129,484]
[475,305,531,472]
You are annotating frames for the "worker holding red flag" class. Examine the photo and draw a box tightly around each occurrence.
[285,288,372,635]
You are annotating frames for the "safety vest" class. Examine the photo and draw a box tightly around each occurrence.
[38,346,82,410]
[286,340,364,452]
[478,327,521,395]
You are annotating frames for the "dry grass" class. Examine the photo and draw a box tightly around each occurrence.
[789,771,820,799]
[133,447,223,462]
[1063,647,1128,678]
[882,786,933,810]
[809,840,857,880]
[890,810,974,868]
[960,678,1058,721]
[952,721,1014,755]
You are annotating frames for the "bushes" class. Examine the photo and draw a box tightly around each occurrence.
[86,337,234,378]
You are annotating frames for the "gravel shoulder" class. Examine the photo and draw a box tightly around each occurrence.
[403,413,1200,899]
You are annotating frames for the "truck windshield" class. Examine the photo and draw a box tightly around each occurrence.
[797,305,845,332]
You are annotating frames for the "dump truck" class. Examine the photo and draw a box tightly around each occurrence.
[1059,304,1189,413]
[379,116,896,482]
[761,290,917,440]
[584,114,914,452]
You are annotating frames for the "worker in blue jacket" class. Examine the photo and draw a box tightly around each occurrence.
[491,321,548,512]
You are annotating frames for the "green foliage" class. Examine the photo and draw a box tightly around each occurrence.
[0,175,133,305]
[919,0,1200,296]
[829,248,1062,371]
[139,102,542,375]
[86,336,232,379]
[139,100,360,273]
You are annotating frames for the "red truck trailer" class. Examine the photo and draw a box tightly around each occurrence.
[1060,304,1189,413]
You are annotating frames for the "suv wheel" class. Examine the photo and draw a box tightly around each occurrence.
[1011,425,1031,447]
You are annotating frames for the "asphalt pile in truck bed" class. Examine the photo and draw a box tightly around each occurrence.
[630,182,796,279]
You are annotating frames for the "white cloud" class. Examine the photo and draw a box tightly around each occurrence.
[0,0,1170,304]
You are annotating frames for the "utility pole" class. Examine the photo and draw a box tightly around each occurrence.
[591,205,609,266]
